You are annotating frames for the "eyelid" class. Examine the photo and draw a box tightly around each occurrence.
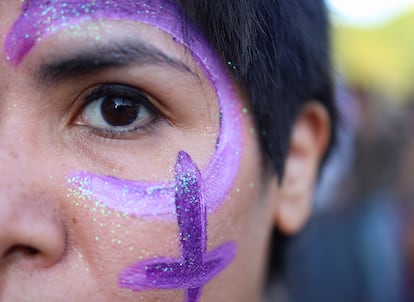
[84,84,155,110]
[71,83,167,140]
[84,83,176,122]
[72,83,161,123]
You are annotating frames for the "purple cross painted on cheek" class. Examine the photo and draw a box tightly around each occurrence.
[119,151,237,302]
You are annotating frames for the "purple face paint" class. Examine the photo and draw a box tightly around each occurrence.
[7,2,241,300]
[119,151,237,301]
[4,0,243,218]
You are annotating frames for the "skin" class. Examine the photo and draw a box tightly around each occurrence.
[0,1,331,301]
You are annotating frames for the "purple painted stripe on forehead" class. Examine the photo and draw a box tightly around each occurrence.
[5,0,179,64]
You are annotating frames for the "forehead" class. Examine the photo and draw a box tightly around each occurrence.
[5,0,184,64]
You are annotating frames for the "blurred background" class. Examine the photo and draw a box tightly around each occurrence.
[273,1,414,301]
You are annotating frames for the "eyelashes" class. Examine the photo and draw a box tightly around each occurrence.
[74,83,163,139]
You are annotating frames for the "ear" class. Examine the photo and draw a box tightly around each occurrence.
[273,101,331,235]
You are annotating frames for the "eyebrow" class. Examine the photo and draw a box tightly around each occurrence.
[36,40,193,85]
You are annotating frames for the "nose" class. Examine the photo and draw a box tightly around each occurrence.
[0,197,66,269]
[0,136,67,270]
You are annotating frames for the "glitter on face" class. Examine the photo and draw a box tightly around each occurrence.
[6,1,241,300]
[119,151,237,302]
[12,0,245,219]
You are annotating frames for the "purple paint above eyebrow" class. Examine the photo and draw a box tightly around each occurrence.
[119,151,237,301]
[5,0,177,64]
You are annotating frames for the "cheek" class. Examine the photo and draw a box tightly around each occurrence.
[65,206,182,298]
[63,154,230,300]
[65,202,176,301]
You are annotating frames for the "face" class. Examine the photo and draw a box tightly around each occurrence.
[0,1,281,301]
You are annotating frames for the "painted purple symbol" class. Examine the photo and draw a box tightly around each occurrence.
[15,0,243,220]
[119,151,237,302]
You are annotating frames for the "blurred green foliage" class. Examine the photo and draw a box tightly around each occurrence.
[334,8,414,101]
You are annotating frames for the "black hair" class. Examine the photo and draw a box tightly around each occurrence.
[176,0,337,178]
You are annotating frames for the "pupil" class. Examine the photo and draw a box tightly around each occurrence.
[101,97,140,126]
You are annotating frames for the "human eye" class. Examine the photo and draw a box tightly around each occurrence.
[74,83,161,139]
